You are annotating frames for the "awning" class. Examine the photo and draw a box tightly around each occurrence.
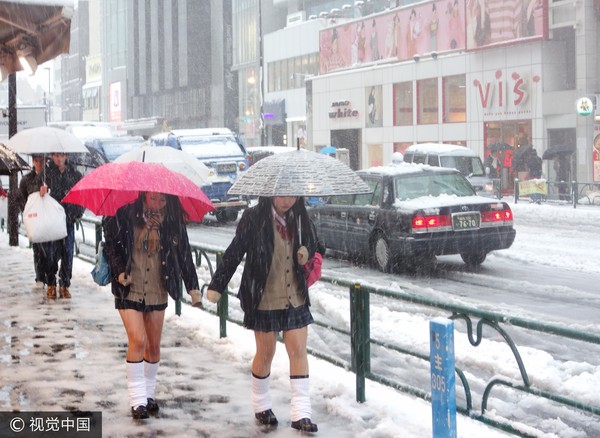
[0,1,73,81]
[82,83,100,99]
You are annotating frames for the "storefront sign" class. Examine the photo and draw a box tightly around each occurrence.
[109,81,122,123]
[473,70,539,119]
[329,101,359,119]
[518,179,547,196]
[576,97,594,116]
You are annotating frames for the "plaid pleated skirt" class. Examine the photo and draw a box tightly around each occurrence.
[244,303,314,332]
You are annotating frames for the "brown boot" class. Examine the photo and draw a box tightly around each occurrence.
[47,285,57,299]
[59,287,71,299]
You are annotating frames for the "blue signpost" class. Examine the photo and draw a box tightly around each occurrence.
[430,318,457,438]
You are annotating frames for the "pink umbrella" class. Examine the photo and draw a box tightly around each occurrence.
[62,161,214,222]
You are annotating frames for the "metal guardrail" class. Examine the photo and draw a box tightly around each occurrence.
[513,179,600,209]
[74,217,599,437]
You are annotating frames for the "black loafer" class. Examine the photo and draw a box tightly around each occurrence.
[146,398,159,414]
[131,405,149,419]
[291,418,318,432]
[255,409,278,425]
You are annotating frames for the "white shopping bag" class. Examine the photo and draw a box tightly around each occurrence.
[23,192,67,243]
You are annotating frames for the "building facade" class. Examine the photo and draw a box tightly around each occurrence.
[123,0,237,135]
[303,0,599,185]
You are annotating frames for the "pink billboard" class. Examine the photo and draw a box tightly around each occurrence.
[319,0,547,74]
[465,0,547,50]
[320,1,466,74]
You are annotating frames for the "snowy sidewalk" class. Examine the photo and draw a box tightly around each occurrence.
[0,233,509,438]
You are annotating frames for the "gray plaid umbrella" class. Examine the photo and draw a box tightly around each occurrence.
[228,149,371,197]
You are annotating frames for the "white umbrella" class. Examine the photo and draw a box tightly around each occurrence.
[114,146,211,187]
[228,149,371,197]
[7,127,88,154]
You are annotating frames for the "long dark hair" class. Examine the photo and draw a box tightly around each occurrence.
[257,196,313,245]
[132,192,189,227]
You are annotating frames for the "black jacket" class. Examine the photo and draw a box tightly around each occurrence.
[18,170,44,211]
[102,197,200,301]
[46,162,85,224]
[208,198,324,318]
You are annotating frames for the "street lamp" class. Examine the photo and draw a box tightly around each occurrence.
[43,67,51,123]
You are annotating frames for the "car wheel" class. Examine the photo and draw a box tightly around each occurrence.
[215,210,229,223]
[460,252,487,267]
[372,233,392,272]
[226,209,239,222]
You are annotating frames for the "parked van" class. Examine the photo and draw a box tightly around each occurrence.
[403,143,496,197]
[86,136,145,161]
[150,128,249,222]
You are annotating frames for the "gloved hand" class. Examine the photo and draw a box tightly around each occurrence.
[206,289,222,303]
[188,290,203,308]
[118,272,132,286]
[297,246,309,266]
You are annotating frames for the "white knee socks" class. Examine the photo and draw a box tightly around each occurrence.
[251,373,272,413]
[144,360,160,400]
[290,376,311,421]
[126,360,147,408]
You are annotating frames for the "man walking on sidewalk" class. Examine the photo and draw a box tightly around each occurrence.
[39,153,84,299]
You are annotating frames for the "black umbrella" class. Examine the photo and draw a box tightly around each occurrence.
[513,144,533,163]
[542,144,575,160]
[0,143,30,175]
[70,145,109,169]
[487,142,512,152]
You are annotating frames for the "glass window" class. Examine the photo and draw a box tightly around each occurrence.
[367,143,383,167]
[280,60,287,92]
[417,78,438,125]
[354,179,380,206]
[328,194,354,205]
[393,82,413,126]
[268,63,275,93]
[443,75,466,123]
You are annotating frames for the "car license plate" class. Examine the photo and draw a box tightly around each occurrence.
[452,212,480,231]
[216,163,237,174]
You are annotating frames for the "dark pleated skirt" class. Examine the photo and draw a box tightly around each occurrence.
[244,303,313,332]
[115,299,168,312]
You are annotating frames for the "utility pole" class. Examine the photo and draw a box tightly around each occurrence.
[7,72,18,246]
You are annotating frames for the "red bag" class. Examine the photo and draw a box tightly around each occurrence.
[304,252,323,288]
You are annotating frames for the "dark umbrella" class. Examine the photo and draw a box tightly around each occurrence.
[513,144,533,163]
[487,142,512,152]
[542,144,575,160]
[70,145,109,169]
[0,143,30,175]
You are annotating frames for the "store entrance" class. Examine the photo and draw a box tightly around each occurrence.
[331,129,361,170]
[484,120,532,193]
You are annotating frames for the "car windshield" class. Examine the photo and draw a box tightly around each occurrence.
[440,156,485,177]
[102,141,143,161]
[179,136,245,159]
[394,173,476,200]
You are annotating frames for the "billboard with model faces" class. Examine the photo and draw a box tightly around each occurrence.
[319,0,547,74]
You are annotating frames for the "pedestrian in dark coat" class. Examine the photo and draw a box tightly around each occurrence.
[18,154,46,285]
[207,196,324,432]
[39,153,84,299]
[527,149,543,179]
[103,192,202,419]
